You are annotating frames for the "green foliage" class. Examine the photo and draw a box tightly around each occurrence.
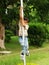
[27,0,49,22]
[0,0,49,28]
[45,24,49,39]
[5,30,14,42]
[28,22,48,47]
[0,0,49,45]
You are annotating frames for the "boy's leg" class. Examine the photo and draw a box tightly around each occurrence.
[19,36,25,60]
[19,36,24,53]
[24,37,29,56]
[19,36,24,46]
[19,36,29,54]
[20,36,29,54]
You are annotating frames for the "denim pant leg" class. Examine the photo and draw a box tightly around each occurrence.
[21,37,29,54]
[24,37,29,53]
[19,37,24,53]
[19,36,29,54]
[19,37,24,46]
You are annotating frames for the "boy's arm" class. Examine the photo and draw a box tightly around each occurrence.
[25,25,29,30]
[20,7,26,26]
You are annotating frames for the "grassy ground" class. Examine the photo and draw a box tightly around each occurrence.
[0,36,49,65]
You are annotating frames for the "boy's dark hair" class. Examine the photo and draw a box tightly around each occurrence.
[24,17,28,21]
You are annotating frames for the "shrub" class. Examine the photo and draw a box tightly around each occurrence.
[28,23,47,47]
[5,30,14,42]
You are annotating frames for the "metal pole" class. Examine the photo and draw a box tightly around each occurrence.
[20,0,26,65]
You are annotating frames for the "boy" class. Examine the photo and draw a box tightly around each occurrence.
[19,17,29,60]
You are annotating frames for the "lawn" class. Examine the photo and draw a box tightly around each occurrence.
[0,36,49,65]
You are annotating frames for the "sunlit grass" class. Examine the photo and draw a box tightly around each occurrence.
[0,36,49,65]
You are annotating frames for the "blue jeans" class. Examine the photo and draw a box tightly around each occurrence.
[19,36,29,54]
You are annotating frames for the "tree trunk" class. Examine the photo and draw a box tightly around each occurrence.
[0,17,5,49]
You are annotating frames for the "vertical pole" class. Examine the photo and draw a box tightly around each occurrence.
[21,0,23,18]
[20,0,26,65]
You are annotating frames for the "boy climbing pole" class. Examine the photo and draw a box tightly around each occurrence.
[19,7,29,60]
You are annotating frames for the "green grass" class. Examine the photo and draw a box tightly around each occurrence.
[5,36,21,52]
[0,36,49,65]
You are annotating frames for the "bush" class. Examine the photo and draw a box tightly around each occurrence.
[46,25,49,39]
[5,30,14,42]
[28,23,48,47]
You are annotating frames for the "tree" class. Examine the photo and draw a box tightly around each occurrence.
[0,0,19,49]
[27,0,49,22]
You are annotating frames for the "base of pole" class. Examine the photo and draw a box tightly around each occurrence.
[24,53,26,65]
[18,63,39,65]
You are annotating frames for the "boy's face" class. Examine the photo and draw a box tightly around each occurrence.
[24,20,28,24]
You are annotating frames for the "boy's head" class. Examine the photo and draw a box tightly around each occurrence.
[24,17,28,24]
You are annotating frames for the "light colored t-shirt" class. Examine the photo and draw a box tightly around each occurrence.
[19,22,29,36]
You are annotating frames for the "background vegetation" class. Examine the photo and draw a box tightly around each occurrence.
[0,0,49,65]
[0,0,49,47]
